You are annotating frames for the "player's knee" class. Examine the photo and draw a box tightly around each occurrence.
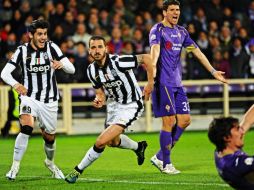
[178,117,191,128]
[20,125,33,135]
[95,139,107,149]
[43,133,55,144]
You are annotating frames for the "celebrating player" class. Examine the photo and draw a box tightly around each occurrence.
[65,35,154,183]
[1,19,75,180]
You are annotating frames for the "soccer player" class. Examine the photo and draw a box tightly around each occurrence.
[0,19,75,180]
[65,35,154,183]
[208,113,254,190]
[149,0,228,174]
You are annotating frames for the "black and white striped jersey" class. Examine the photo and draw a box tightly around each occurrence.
[8,41,65,103]
[87,54,142,104]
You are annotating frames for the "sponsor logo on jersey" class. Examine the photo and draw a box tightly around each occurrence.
[104,80,123,88]
[27,64,50,73]
[165,41,172,49]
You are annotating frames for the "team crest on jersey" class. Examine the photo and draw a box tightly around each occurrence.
[150,34,156,41]
[22,105,31,114]
[165,105,170,112]
[165,41,172,49]
[111,69,118,77]
[43,53,48,60]
[244,157,254,165]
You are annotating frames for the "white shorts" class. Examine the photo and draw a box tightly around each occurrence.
[106,99,144,128]
[19,96,58,134]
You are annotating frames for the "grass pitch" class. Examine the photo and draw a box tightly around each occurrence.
[1,130,253,190]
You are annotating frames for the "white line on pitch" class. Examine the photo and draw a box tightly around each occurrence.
[4,176,229,187]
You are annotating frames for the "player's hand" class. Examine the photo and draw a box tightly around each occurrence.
[13,83,27,96]
[143,82,154,101]
[92,97,105,108]
[213,71,228,84]
[51,60,63,70]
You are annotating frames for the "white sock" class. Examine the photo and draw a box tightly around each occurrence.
[118,134,138,150]
[77,146,103,170]
[44,142,56,161]
[13,133,29,161]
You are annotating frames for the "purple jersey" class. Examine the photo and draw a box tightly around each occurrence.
[149,22,197,87]
[215,150,254,190]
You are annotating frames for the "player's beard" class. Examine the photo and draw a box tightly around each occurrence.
[91,51,107,66]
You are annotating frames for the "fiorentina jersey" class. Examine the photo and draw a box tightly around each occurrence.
[215,150,254,190]
[149,22,197,87]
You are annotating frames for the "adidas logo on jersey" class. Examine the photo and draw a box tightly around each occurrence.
[27,64,50,73]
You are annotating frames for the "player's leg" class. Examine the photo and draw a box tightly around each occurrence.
[39,101,64,179]
[65,124,124,183]
[172,87,191,147]
[6,114,34,180]
[106,100,147,165]
[151,86,180,174]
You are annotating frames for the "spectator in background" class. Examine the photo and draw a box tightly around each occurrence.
[50,25,65,45]
[248,0,254,35]
[72,23,91,47]
[219,26,232,53]
[132,29,145,54]
[87,13,100,34]
[0,0,13,23]
[245,38,254,78]
[212,50,230,79]
[208,21,219,38]
[48,2,65,32]
[107,27,123,54]
[192,7,208,33]
[60,11,76,38]
[229,37,249,78]
[73,42,90,83]
[99,9,110,33]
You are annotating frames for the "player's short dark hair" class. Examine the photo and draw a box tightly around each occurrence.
[208,117,239,151]
[162,0,180,11]
[28,19,49,34]
[89,35,106,47]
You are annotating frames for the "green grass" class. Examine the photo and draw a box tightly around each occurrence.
[1,131,253,190]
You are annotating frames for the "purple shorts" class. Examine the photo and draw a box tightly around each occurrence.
[152,86,190,117]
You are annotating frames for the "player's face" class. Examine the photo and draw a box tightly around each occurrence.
[227,124,244,149]
[163,4,180,27]
[89,39,107,62]
[30,28,48,49]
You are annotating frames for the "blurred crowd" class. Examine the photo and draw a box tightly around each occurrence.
[0,0,254,83]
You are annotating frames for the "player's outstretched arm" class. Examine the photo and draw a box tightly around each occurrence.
[240,104,254,133]
[136,54,154,101]
[192,48,228,84]
[93,88,106,108]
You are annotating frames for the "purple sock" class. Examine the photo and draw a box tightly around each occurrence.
[172,125,184,146]
[157,130,172,168]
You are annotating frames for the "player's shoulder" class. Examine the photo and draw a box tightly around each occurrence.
[151,22,164,32]
[176,25,188,34]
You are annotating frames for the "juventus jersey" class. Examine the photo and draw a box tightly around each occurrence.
[87,54,142,104]
[8,41,65,103]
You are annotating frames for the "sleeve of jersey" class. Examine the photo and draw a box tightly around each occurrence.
[116,55,138,71]
[1,63,18,87]
[87,65,102,89]
[149,24,161,47]
[235,155,254,175]
[50,42,66,61]
[182,28,198,53]
[60,57,75,74]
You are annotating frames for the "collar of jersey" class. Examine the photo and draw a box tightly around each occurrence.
[161,20,175,28]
